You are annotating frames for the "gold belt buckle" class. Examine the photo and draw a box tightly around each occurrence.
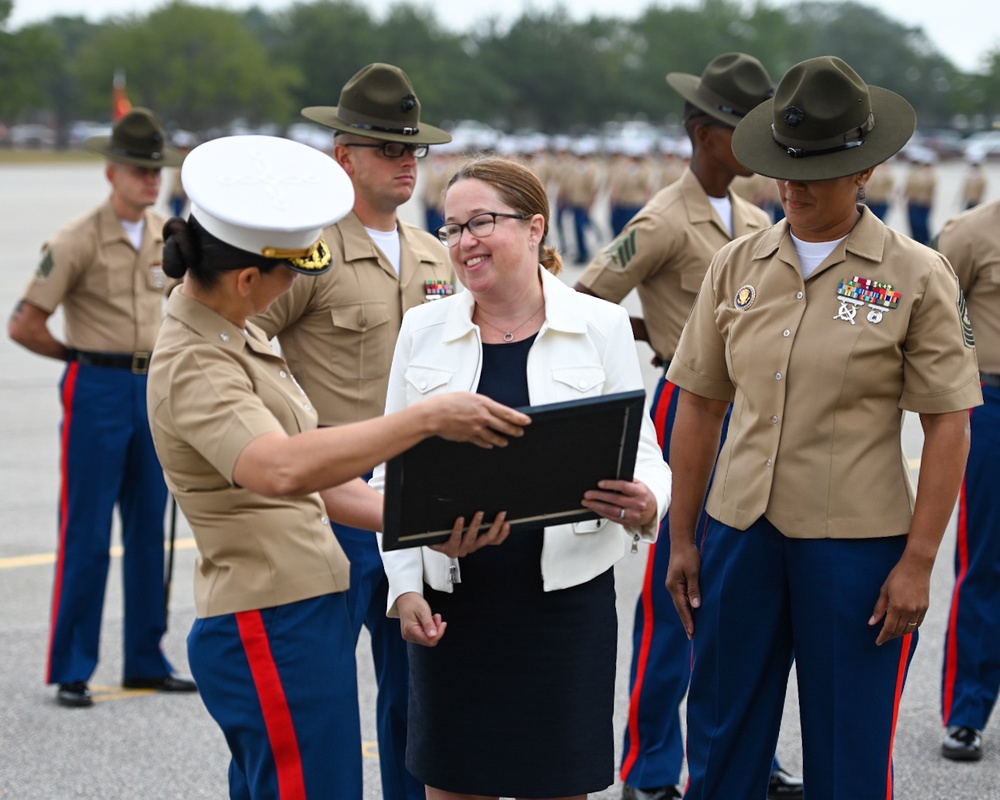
[131,351,151,374]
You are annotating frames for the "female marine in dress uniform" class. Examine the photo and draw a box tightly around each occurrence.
[146,136,528,799]
[664,57,983,799]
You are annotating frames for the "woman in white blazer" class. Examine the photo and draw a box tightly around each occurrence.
[373,156,670,800]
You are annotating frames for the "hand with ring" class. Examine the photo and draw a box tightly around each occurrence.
[581,478,658,528]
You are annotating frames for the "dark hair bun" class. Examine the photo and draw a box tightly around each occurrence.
[162,217,198,279]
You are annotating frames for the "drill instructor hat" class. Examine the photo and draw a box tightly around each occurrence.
[667,52,775,128]
[301,63,451,145]
[85,107,185,168]
[732,56,916,181]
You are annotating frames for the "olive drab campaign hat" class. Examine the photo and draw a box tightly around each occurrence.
[301,63,452,145]
[732,56,916,181]
[85,107,185,167]
[181,135,354,275]
[666,53,775,128]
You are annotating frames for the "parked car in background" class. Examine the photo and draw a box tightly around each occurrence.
[8,124,56,148]
[963,130,1000,161]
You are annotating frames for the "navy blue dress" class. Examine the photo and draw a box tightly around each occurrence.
[405,336,617,797]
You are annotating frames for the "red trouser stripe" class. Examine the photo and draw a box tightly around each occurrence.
[942,476,970,723]
[885,632,914,800]
[46,361,79,683]
[236,610,306,800]
[622,380,676,780]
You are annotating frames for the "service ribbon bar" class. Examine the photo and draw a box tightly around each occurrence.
[836,276,901,309]
[423,280,455,297]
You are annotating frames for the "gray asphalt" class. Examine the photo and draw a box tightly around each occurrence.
[1,158,998,799]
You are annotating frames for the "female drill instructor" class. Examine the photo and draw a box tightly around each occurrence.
[146,136,529,799]
[664,57,983,799]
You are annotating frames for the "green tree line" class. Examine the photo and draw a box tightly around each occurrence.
[2,0,998,140]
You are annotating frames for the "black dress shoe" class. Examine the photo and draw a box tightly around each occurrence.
[57,681,93,708]
[768,767,804,799]
[122,674,198,693]
[622,784,682,800]
[942,725,983,761]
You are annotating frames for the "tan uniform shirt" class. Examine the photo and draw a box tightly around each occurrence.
[22,199,167,352]
[578,168,771,361]
[608,157,657,207]
[419,156,453,215]
[560,158,602,206]
[906,165,936,205]
[938,199,1000,372]
[669,208,982,538]
[253,211,455,426]
[865,164,895,205]
[148,291,350,618]
[962,169,987,208]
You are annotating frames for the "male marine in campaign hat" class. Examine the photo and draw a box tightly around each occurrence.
[8,108,196,708]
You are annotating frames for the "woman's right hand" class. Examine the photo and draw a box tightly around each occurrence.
[424,392,530,449]
[431,510,510,558]
[397,592,447,647]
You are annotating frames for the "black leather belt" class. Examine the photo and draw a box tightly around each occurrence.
[981,373,1000,388]
[72,350,152,374]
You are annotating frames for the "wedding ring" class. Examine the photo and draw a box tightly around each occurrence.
[619,507,626,520]
[906,621,918,626]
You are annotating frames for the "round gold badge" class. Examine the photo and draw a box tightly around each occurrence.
[735,284,756,311]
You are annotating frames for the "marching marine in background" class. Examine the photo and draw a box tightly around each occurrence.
[936,197,1000,763]
[577,53,801,800]
[251,63,454,800]
[7,108,196,708]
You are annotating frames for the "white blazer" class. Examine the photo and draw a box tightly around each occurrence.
[373,266,671,615]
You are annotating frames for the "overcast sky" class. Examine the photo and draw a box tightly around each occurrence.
[7,0,997,74]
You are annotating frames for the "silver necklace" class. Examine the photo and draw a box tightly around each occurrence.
[476,302,544,342]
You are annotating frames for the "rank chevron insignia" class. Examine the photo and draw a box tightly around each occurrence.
[606,229,637,271]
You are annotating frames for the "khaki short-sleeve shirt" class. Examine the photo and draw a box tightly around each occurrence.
[148,291,350,618]
[937,199,1000,372]
[21,199,167,352]
[668,208,982,538]
[578,168,771,361]
[253,211,455,426]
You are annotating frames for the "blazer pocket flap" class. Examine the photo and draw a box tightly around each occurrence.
[573,518,607,534]
[405,365,454,395]
[551,366,606,394]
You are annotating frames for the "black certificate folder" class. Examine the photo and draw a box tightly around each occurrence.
[381,389,647,551]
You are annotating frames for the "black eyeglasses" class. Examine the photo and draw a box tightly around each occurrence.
[436,212,529,246]
[341,141,429,159]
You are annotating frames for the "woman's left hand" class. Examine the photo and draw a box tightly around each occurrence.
[868,554,932,645]
[582,479,657,529]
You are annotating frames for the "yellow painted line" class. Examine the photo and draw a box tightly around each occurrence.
[0,537,197,570]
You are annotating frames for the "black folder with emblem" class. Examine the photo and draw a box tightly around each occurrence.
[381,389,646,551]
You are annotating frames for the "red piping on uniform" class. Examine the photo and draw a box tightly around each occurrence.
[237,610,307,800]
[622,381,676,781]
[46,361,79,683]
[885,632,914,800]
[942,476,970,724]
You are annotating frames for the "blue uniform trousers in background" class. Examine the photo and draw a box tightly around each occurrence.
[942,383,1000,732]
[189,593,361,800]
[335,519,424,800]
[685,518,917,800]
[47,361,171,685]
